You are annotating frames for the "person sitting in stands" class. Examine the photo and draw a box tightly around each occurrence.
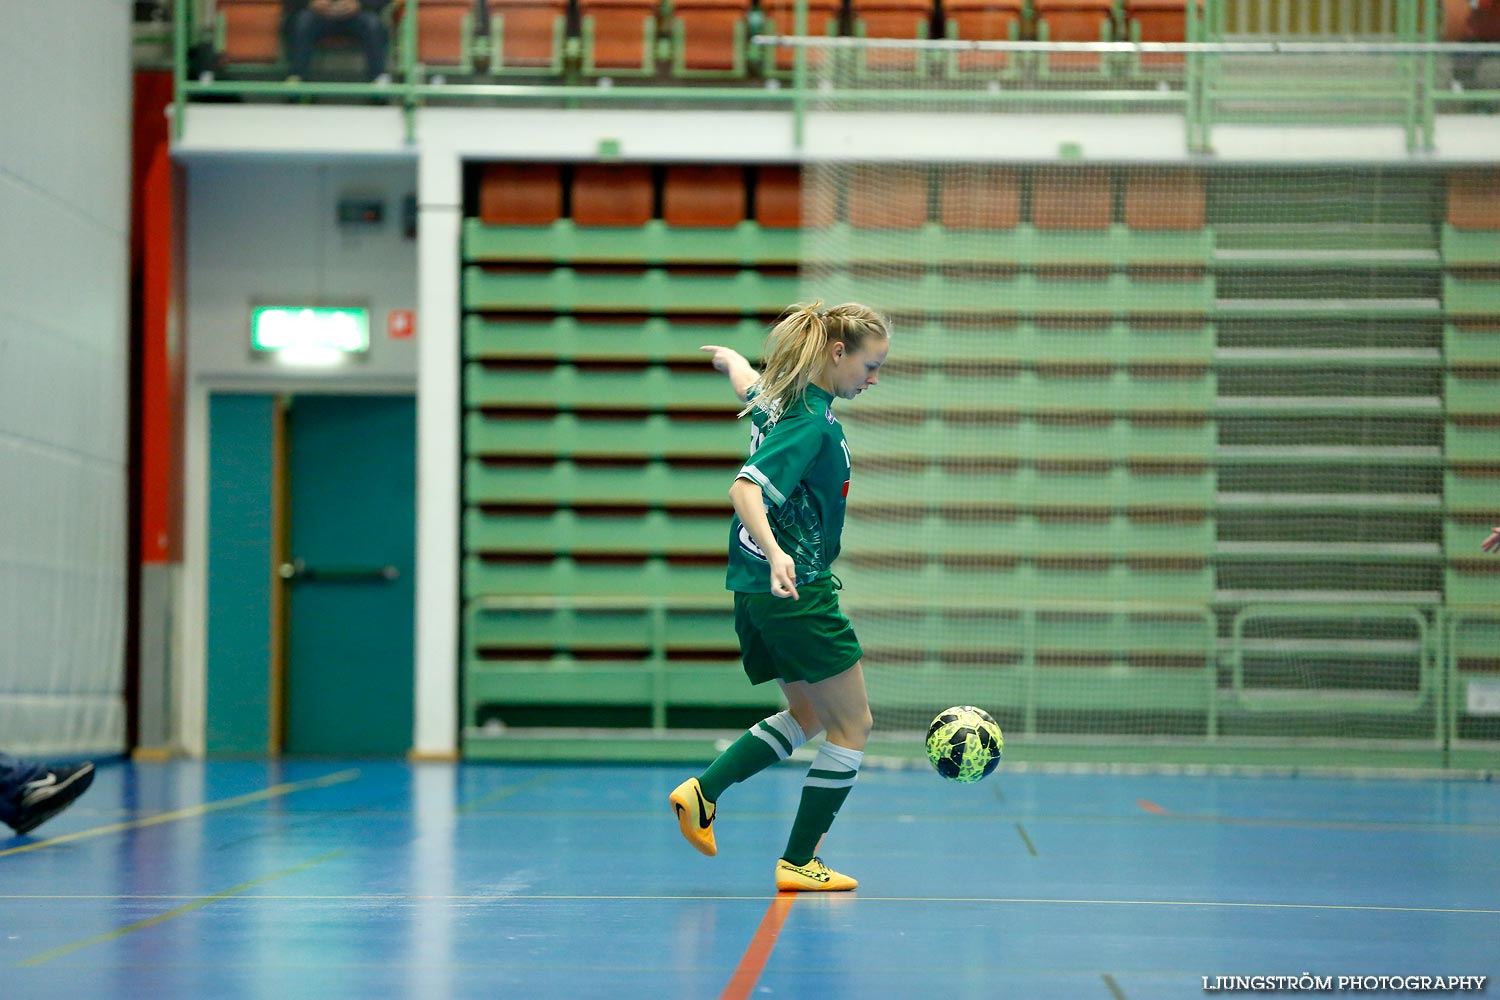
[283,0,391,83]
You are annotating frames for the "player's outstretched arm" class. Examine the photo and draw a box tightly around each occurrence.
[701,345,758,402]
[1483,527,1500,553]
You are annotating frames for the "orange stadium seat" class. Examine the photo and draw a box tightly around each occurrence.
[1124,168,1204,230]
[398,0,474,71]
[1475,2,1500,39]
[1444,0,1470,38]
[1032,168,1113,230]
[579,0,660,72]
[1448,171,1500,230]
[758,0,844,73]
[847,166,928,229]
[850,0,934,72]
[1446,0,1500,41]
[1032,0,1115,72]
[672,0,751,72]
[1124,0,1186,71]
[939,167,1022,229]
[663,166,747,227]
[573,165,656,225]
[487,0,569,70]
[479,164,564,225]
[756,167,835,229]
[217,0,285,65]
[943,0,1025,73]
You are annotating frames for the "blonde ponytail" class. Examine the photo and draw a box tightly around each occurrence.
[742,301,889,419]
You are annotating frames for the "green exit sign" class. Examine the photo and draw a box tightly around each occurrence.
[252,306,370,357]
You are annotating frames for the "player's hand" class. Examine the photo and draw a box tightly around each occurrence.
[1483,527,1500,553]
[700,345,745,375]
[768,552,799,600]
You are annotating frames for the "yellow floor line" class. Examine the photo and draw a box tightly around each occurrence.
[455,773,556,813]
[19,850,344,967]
[0,768,361,859]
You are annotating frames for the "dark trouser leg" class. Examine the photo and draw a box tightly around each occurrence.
[345,12,389,80]
[286,10,322,78]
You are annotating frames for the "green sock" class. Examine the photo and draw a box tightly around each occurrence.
[782,742,864,865]
[698,710,808,802]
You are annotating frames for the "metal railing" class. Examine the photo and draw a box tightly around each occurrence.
[171,0,1500,150]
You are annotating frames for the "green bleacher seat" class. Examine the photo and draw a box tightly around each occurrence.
[660,606,738,647]
[910,222,1216,268]
[465,459,733,507]
[1443,520,1500,558]
[1441,275,1500,319]
[466,665,658,708]
[866,368,1215,415]
[466,602,737,652]
[1445,423,1500,464]
[463,219,802,267]
[839,414,1214,461]
[465,556,728,596]
[843,511,1214,557]
[463,266,798,315]
[1445,324,1500,367]
[837,559,1214,603]
[466,412,744,459]
[465,508,725,555]
[464,364,738,411]
[464,315,765,364]
[883,321,1215,366]
[854,606,1215,660]
[468,605,657,651]
[1440,225,1500,267]
[813,271,1215,318]
[1445,373,1500,416]
[1446,564,1500,605]
[844,464,1214,511]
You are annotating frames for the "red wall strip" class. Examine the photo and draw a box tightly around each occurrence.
[133,71,177,564]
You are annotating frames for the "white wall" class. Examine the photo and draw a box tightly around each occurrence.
[0,0,131,756]
[185,158,419,387]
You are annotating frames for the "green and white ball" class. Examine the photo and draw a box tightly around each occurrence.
[925,706,1004,783]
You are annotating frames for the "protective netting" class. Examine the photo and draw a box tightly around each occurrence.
[796,50,1498,755]
[0,2,130,759]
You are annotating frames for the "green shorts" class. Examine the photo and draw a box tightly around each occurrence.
[733,576,863,686]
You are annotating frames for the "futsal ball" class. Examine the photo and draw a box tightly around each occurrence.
[925,706,1004,783]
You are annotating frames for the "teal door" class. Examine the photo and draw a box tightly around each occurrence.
[282,394,416,755]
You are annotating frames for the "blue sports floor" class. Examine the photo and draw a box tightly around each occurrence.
[3,759,1498,1000]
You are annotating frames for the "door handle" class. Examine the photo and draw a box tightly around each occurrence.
[279,558,400,582]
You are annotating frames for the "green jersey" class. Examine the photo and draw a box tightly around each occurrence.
[726,384,852,593]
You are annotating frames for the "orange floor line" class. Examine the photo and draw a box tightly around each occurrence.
[720,892,798,1000]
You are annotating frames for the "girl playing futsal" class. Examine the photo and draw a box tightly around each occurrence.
[670,301,890,892]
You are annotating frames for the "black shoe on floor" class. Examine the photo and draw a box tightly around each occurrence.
[11,762,95,835]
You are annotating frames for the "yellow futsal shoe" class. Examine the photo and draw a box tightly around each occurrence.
[669,777,717,856]
[774,857,857,892]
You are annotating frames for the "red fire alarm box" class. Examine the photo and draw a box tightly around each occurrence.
[388,309,415,339]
